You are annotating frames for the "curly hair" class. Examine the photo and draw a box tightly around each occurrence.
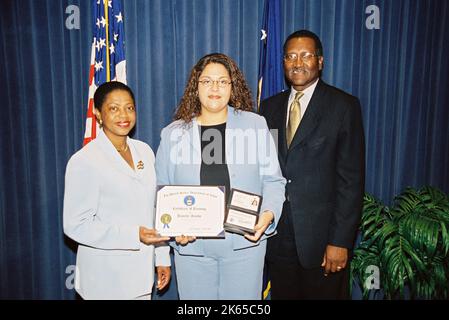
[174,53,254,123]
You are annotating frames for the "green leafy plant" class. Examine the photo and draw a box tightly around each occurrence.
[351,186,449,299]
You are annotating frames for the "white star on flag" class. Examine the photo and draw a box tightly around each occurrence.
[109,43,115,54]
[100,16,106,28]
[113,33,119,42]
[94,60,104,71]
[115,12,123,23]
[96,18,100,28]
[98,38,106,49]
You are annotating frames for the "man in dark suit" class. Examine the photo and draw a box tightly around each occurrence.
[259,30,365,299]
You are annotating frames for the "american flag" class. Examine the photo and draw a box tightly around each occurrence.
[83,0,127,145]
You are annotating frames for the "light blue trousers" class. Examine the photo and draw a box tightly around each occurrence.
[174,237,266,300]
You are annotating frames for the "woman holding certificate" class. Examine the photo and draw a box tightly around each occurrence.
[155,53,286,299]
[63,81,171,299]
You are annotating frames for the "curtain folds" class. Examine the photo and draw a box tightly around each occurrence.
[1,0,448,299]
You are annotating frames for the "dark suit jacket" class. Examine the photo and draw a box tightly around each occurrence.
[260,80,365,268]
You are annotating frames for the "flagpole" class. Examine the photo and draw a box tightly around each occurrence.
[257,0,283,300]
[104,0,110,82]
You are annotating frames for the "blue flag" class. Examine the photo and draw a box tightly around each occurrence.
[257,0,284,109]
[257,0,283,300]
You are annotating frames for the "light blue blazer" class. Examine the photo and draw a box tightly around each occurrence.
[155,106,286,255]
[63,130,170,299]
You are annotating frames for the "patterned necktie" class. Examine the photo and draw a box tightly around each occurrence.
[286,91,304,148]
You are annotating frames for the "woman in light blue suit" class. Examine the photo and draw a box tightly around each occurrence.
[64,82,171,299]
[156,53,286,299]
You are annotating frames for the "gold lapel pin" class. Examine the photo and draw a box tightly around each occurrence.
[137,161,144,170]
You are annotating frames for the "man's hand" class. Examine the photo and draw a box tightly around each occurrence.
[139,227,170,245]
[175,235,196,246]
[156,266,171,291]
[321,245,348,276]
[244,211,274,242]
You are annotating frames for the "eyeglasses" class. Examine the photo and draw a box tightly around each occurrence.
[283,52,319,63]
[198,79,232,88]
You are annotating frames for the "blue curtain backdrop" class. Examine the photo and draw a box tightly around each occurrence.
[0,0,448,299]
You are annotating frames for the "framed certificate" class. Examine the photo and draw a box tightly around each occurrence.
[224,188,262,235]
[155,185,225,237]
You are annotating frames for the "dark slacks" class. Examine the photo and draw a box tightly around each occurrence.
[266,202,350,300]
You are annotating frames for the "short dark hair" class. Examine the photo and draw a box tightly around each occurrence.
[93,81,135,111]
[283,30,323,57]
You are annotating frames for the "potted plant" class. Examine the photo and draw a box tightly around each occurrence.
[351,186,449,299]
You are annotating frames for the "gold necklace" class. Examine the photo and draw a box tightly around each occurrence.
[116,143,128,153]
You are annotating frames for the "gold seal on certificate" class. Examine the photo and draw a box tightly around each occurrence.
[160,213,172,229]
[155,185,225,237]
[224,189,262,235]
